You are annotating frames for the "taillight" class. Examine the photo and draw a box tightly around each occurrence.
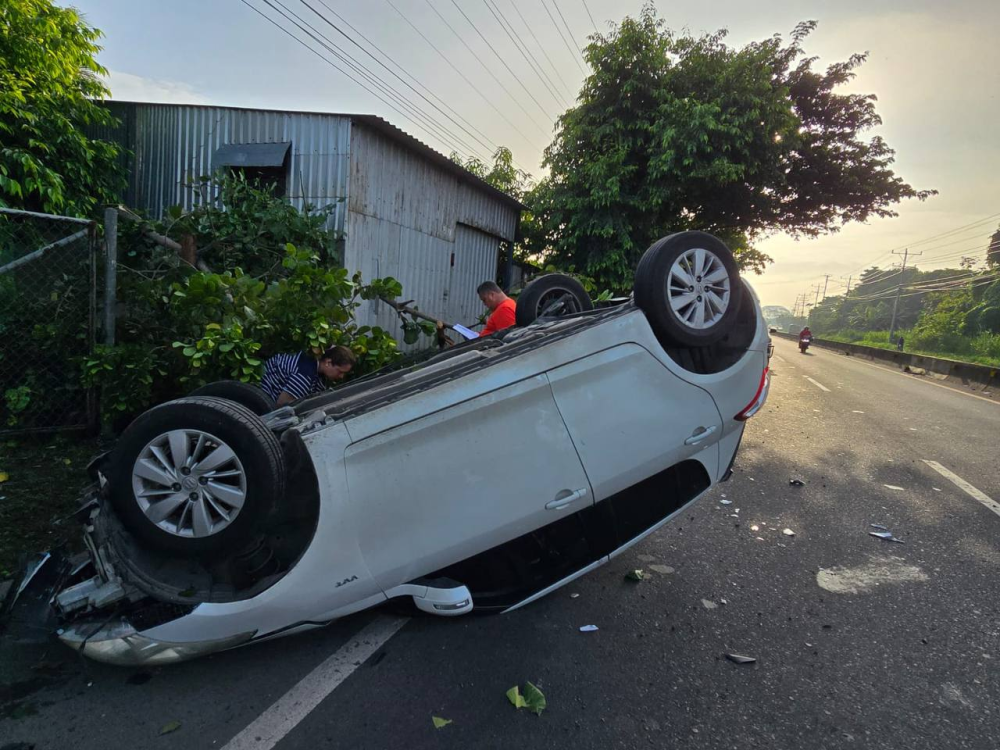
[735,366,769,421]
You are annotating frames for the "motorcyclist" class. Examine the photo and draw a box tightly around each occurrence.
[799,326,812,342]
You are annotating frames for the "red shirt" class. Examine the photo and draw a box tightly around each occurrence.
[479,298,516,337]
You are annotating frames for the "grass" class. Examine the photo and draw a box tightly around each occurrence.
[820,329,1000,369]
[0,433,104,578]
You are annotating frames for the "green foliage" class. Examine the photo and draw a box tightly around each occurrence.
[529,4,933,292]
[82,343,163,416]
[450,146,531,201]
[0,0,125,216]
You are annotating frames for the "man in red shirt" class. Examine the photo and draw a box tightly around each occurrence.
[476,281,517,337]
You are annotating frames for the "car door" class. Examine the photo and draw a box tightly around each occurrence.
[547,344,722,504]
[344,373,594,592]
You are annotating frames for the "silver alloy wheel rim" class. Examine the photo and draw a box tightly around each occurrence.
[131,429,247,538]
[666,247,731,330]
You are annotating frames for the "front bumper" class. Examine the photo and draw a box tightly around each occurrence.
[57,619,255,666]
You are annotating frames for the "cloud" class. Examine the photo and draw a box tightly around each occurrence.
[103,70,210,105]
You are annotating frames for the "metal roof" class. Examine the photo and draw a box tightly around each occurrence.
[105,101,528,212]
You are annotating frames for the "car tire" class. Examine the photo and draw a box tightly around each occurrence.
[109,396,285,559]
[190,380,276,415]
[634,231,743,347]
[515,274,594,327]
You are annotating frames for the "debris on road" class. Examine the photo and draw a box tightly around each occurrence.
[0,471,8,483]
[904,365,927,375]
[782,528,795,537]
[884,484,904,491]
[649,564,674,574]
[570,593,580,599]
[852,410,865,414]
[579,625,599,632]
[725,653,757,665]
[870,523,889,531]
[625,569,645,582]
[720,499,733,505]
[750,525,760,532]
[702,599,718,610]
[932,487,942,492]
[507,682,546,716]
[159,721,181,736]
[637,554,656,562]
[789,479,805,487]
[869,530,905,544]
[432,716,453,729]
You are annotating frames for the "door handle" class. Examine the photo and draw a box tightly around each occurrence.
[546,488,588,510]
[684,425,718,445]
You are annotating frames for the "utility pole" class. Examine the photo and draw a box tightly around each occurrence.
[887,248,922,342]
[821,274,832,301]
[841,275,853,295]
[812,283,823,308]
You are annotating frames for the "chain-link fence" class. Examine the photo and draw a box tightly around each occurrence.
[0,208,98,435]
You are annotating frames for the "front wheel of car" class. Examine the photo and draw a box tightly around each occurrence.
[634,231,743,347]
[515,273,594,328]
[109,396,286,558]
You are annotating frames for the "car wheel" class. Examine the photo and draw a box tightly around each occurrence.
[189,380,276,415]
[634,231,743,347]
[109,396,285,558]
[515,274,594,327]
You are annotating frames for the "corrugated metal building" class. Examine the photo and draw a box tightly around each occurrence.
[94,101,523,339]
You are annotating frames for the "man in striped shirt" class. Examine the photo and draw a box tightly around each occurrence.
[260,345,356,406]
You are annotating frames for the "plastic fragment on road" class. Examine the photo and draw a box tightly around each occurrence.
[507,682,546,716]
[720,499,733,505]
[789,479,805,487]
[751,525,760,532]
[702,599,718,609]
[432,716,453,729]
[625,569,645,582]
[649,564,674,574]
[725,653,756,665]
[159,721,181,736]
[869,530,905,544]
[570,593,580,599]
[884,485,904,491]
[579,625,599,632]
[852,410,865,414]
[933,488,942,492]
[870,523,889,531]
[782,528,795,537]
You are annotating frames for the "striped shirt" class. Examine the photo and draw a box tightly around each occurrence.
[260,352,325,402]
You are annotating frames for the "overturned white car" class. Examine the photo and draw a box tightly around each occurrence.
[14,232,770,665]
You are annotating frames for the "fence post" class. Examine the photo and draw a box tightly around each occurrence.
[103,207,118,346]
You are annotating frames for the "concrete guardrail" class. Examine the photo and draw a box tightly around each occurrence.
[769,330,999,392]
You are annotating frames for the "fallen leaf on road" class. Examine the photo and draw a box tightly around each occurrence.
[63,458,72,465]
[0,472,8,483]
[432,716,452,729]
[507,686,527,709]
[579,625,599,632]
[625,569,644,582]
[702,599,718,610]
[649,564,674,575]
[523,682,546,716]
[782,528,795,537]
[159,721,181,736]
[725,654,757,665]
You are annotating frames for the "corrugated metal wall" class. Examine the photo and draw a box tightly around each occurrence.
[345,123,514,347]
[114,103,351,236]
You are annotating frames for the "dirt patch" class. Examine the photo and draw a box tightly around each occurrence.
[816,556,928,594]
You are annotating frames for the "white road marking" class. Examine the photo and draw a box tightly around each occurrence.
[222,615,409,750]
[773,355,787,363]
[804,376,831,392]
[922,461,1000,518]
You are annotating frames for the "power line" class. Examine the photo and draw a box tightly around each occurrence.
[506,0,574,99]
[541,0,586,74]
[423,0,552,134]
[383,0,544,150]
[579,0,598,33]
[482,0,570,110]
[243,0,480,161]
[304,0,507,162]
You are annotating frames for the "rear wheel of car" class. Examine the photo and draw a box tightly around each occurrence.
[109,396,285,558]
[515,273,593,327]
[189,380,276,415]
[634,231,742,347]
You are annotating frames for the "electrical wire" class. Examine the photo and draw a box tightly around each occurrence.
[383,0,544,149]
[505,0,574,98]
[423,0,552,134]
[540,0,586,74]
[482,0,570,110]
[580,0,598,33]
[448,0,558,121]
[552,0,584,55]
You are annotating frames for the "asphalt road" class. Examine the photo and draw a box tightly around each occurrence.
[3,337,1000,750]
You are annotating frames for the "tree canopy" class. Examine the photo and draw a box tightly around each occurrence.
[0,0,123,216]
[527,5,935,292]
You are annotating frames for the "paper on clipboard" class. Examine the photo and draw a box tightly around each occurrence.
[451,323,479,340]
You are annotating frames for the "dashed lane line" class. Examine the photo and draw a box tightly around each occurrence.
[922,460,1000,519]
[804,376,831,392]
[222,615,409,750]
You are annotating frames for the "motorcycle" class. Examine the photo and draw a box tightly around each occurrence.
[799,336,811,354]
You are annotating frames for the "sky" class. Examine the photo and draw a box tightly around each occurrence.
[72,0,1000,311]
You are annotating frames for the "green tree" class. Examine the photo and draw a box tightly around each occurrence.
[450,146,531,201]
[530,5,934,292]
[0,0,123,216]
[987,226,1000,269]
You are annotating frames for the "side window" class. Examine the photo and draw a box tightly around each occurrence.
[212,141,291,197]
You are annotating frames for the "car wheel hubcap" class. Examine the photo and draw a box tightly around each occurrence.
[666,248,731,330]
[131,429,247,538]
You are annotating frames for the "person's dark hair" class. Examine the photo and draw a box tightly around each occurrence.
[477,280,502,295]
[321,344,356,367]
